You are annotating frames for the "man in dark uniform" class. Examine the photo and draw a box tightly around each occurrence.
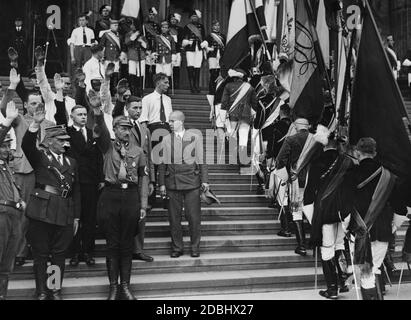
[344,138,407,300]
[0,102,26,300]
[100,19,126,95]
[182,10,205,93]
[275,118,312,256]
[124,97,155,262]
[92,98,149,300]
[54,95,104,267]
[202,20,226,95]
[159,111,209,258]
[169,13,183,89]
[9,17,27,76]
[144,7,160,89]
[95,5,112,40]
[154,21,176,80]
[22,107,81,300]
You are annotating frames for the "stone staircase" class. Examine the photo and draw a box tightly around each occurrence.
[1,78,410,300]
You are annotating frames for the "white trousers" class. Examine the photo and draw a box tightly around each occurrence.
[228,121,250,148]
[359,241,389,289]
[172,52,182,67]
[156,59,172,77]
[128,60,146,77]
[321,217,350,261]
[186,49,203,68]
[104,60,120,72]
[208,57,220,69]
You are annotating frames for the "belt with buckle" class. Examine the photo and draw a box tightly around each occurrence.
[0,200,23,211]
[104,182,138,190]
[37,185,72,199]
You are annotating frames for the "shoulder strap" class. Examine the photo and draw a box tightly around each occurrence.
[357,167,383,189]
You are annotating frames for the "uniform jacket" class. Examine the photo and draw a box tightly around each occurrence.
[266,117,291,159]
[205,32,226,59]
[144,21,160,51]
[158,130,208,191]
[95,17,110,40]
[154,33,176,64]
[125,31,147,61]
[169,25,184,53]
[344,158,406,242]
[22,131,81,226]
[183,22,205,52]
[100,31,123,61]
[10,27,26,53]
[54,100,104,185]
[275,129,310,187]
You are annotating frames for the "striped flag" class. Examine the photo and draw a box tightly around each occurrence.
[220,0,249,70]
[121,0,140,18]
[290,0,324,123]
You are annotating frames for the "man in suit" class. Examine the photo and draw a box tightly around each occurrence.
[22,107,80,300]
[124,97,155,262]
[9,17,27,76]
[158,111,209,258]
[54,95,104,267]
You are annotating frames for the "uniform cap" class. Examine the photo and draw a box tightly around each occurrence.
[190,10,202,18]
[355,137,377,154]
[110,18,119,24]
[200,189,220,205]
[44,125,70,140]
[99,5,111,14]
[171,13,181,23]
[161,21,169,27]
[149,7,158,15]
[113,116,133,128]
[228,68,246,78]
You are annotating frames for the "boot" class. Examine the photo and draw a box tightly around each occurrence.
[383,251,397,275]
[361,287,378,300]
[49,289,63,300]
[335,250,349,293]
[128,74,139,97]
[375,274,385,300]
[33,262,49,300]
[209,69,217,95]
[277,209,292,238]
[194,68,201,93]
[119,256,136,300]
[319,258,339,300]
[294,220,307,256]
[0,278,8,300]
[173,67,180,89]
[106,257,120,300]
[187,67,195,93]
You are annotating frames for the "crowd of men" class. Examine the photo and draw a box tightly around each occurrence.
[0,5,410,302]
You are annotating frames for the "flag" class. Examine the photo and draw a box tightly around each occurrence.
[349,0,411,177]
[220,0,249,70]
[277,0,295,58]
[121,0,140,18]
[316,0,329,69]
[245,0,261,40]
[290,0,324,123]
[264,0,278,42]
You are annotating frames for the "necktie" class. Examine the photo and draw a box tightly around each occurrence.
[82,127,87,142]
[83,27,87,45]
[118,145,127,182]
[160,95,166,123]
[58,155,63,166]
[134,121,141,143]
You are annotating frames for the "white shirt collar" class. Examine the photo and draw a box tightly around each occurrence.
[49,150,63,162]
[175,129,185,139]
[72,124,85,132]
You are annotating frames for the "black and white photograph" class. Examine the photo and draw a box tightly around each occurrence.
[0,0,410,306]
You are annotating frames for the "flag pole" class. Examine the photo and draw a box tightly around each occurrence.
[246,0,275,74]
[304,0,336,114]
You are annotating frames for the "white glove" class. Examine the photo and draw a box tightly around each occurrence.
[200,41,208,49]
[119,52,128,64]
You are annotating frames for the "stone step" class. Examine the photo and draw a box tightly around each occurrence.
[8,263,411,300]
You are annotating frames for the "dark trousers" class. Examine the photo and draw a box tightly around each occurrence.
[70,183,98,256]
[73,46,92,69]
[134,218,146,254]
[14,172,35,258]
[145,65,156,89]
[0,212,22,280]
[168,188,201,253]
[27,219,73,292]
[97,187,140,260]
